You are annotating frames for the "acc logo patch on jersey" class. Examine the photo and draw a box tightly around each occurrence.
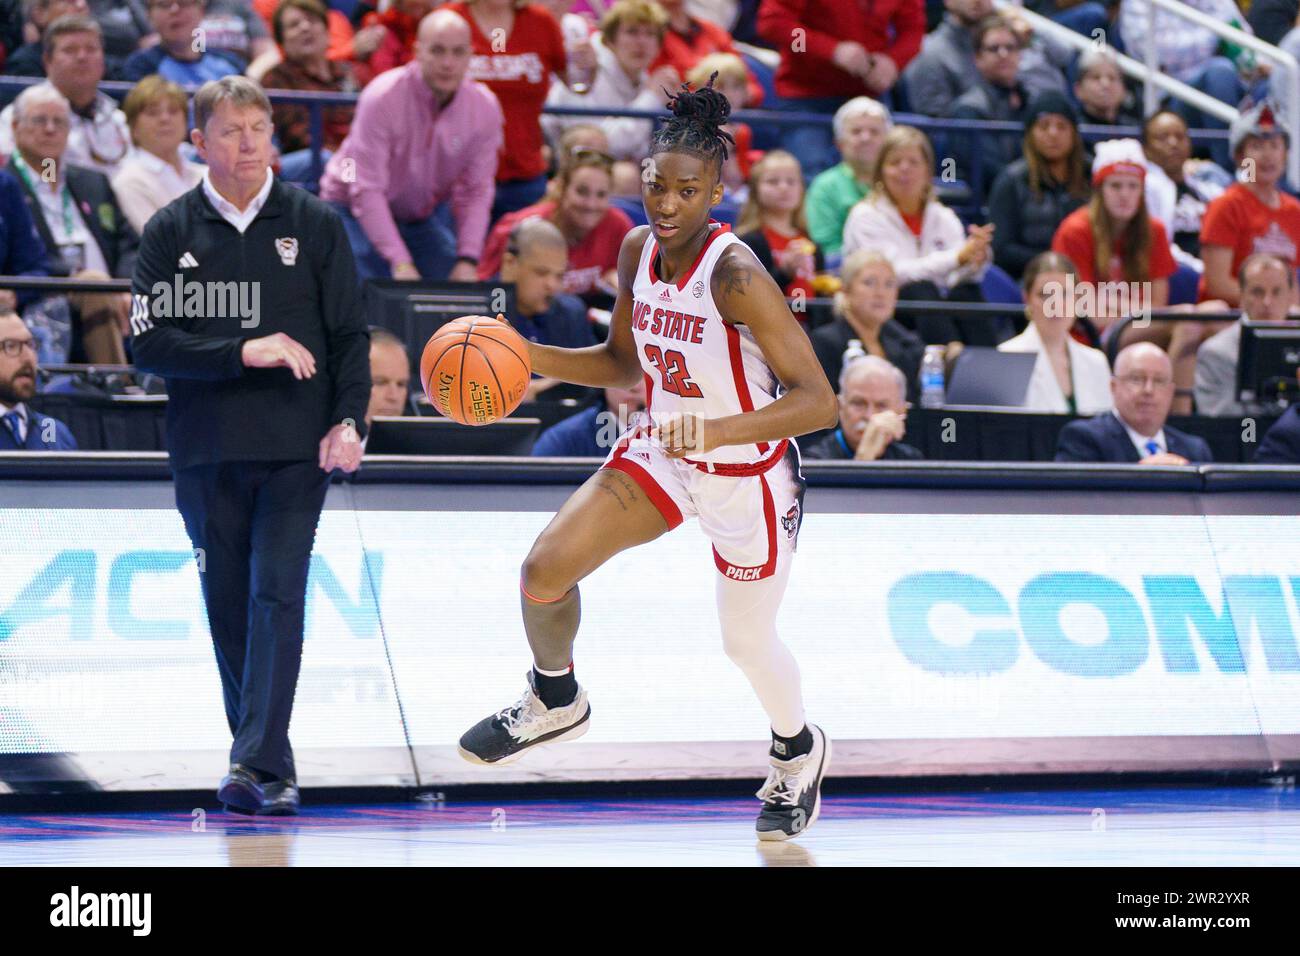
[780,502,800,538]
[692,280,704,298]
[275,237,299,266]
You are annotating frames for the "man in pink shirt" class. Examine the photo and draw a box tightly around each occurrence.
[319,8,503,282]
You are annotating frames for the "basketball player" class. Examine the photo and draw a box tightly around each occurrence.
[459,79,838,841]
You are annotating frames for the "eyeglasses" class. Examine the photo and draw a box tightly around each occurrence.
[1116,373,1174,389]
[149,0,202,10]
[981,43,1020,55]
[20,114,70,130]
[0,338,37,357]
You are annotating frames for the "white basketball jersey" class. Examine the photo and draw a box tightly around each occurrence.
[630,224,782,465]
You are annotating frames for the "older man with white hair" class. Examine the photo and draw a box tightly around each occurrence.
[0,16,130,176]
[804,354,923,461]
[1056,342,1214,464]
[7,81,137,365]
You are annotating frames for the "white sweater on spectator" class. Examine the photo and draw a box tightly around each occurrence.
[841,192,989,291]
[543,34,662,160]
[111,148,205,235]
[998,321,1114,415]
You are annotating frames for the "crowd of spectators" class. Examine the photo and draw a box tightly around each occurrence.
[2,0,1300,464]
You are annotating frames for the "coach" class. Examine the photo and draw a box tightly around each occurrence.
[130,77,371,816]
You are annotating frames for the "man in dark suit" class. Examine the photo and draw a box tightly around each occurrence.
[1255,402,1300,464]
[804,354,924,461]
[0,308,77,450]
[7,82,138,365]
[131,77,370,816]
[1056,342,1214,464]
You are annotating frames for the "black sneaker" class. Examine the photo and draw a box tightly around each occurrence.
[755,724,830,842]
[458,671,591,765]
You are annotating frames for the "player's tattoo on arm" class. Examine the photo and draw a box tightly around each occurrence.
[596,470,639,511]
[714,254,753,299]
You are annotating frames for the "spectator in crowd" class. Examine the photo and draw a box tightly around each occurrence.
[86,0,152,80]
[757,0,925,177]
[0,308,78,450]
[318,9,502,282]
[123,0,244,84]
[1248,0,1298,46]
[1195,253,1296,417]
[650,0,762,106]
[541,120,608,175]
[545,0,672,194]
[804,354,923,461]
[1055,342,1214,463]
[365,326,410,426]
[2,0,89,79]
[247,0,388,81]
[806,97,891,260]
[356,0,434,76]
[1050,139,1176,335]
[1199,102,1300,307]
[989,90,1090,280]
[842,125,995,347]
[531,378,646,456]
[447,0,583,222]
[734,150,824,319]
[1022,0,1111,43]
[7,84,137,365]
[1073,47,1141,128]
[1254,395,1300,462]
[477,145,633,305]
[685,54,752,197]
[201,0,276,69]
[493,217,598,400]
[0,17,131,177]
[1142,109,1231,271]
[949,15,1033,194]
[1119,0,1264,168]
[261,0,360,183]
[902,0,1066,120]
[998,251,1112,414]
[0,167,52,315]
[110,75,204,235]
[809,249,924,402]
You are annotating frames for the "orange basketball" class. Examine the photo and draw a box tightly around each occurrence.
[420,316,531,426]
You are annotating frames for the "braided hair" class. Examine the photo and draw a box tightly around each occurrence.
[649,72,735,177]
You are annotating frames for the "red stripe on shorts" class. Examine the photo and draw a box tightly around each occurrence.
[711,473,778,581]
[605,442,683,530]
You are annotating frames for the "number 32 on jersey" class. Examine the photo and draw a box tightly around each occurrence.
[644,343,703,398]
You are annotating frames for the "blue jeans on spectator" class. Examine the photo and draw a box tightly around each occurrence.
[329,201,457,282]
[491,174,548,225]
[278,148,332,189]
[775,95,849,179]
[1172,57,1244,168]
[1049,2,1113,47]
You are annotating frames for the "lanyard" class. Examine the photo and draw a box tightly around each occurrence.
[11,151,75,240]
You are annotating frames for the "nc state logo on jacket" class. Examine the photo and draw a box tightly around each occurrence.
[780,502,800,537]
[275,237,299,266]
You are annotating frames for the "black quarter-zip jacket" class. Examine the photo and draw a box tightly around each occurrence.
[130,178,371,471]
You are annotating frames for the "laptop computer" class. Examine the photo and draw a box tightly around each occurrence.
[944,347,1037,407]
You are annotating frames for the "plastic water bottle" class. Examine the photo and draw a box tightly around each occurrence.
[920,345,946,408]
[841,338,867,371]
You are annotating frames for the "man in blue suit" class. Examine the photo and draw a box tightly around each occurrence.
[0,309,77,450]
[1255,404,1300,464]
[1055,342,1213,464]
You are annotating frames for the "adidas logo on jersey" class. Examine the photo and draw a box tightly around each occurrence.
[658,287,672,301]
[178,252,198,268]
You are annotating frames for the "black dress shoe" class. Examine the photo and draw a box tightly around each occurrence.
[218,763,265,814]
[258,778,300,816]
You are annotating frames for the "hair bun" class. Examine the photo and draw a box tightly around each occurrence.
[666,72,732,127]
